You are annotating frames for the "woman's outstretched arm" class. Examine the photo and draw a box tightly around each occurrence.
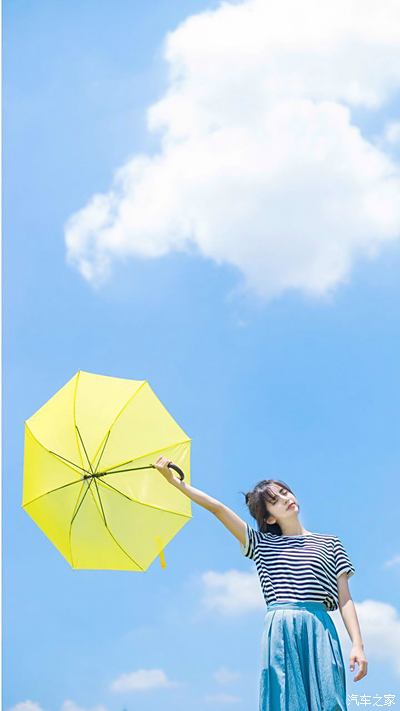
[153,455,247,546]
[153,454,222,512]
[170,469,222,513]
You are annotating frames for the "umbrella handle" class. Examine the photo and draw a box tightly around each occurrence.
[167,461,185,481]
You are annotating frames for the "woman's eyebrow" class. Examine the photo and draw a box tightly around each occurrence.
[271,487,286,496]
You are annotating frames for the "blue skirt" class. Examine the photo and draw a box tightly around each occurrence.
[259,601,347,711]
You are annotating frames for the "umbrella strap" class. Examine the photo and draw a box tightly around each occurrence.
[155,535,167,569]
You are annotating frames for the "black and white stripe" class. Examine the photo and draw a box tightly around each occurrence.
[240,522,355,612]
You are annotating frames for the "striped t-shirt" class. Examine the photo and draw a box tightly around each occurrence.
[240,522,355,612]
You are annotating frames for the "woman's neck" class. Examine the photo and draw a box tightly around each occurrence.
[279,521,311,536]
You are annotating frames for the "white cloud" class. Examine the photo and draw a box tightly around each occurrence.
[383,553,400,568]
[213,665,241,684]
[109,667,182,692]
[200,568,264,614]
[7,703,108,711]
[65,0,400,302]
[61,703,108,711]
[204,691,242,704]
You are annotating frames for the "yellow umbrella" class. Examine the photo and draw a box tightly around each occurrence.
[22,370,191,570]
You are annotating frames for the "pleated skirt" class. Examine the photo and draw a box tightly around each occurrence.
[259,601,347,711]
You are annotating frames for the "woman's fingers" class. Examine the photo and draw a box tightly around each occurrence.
[350,652,368,681]
[154,455,173,475]
[153,456,176,484]
[155,455,170,466]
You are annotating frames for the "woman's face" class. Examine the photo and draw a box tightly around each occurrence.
[265,483,299,525]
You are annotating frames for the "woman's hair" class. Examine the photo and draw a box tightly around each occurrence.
[240,478,297,536]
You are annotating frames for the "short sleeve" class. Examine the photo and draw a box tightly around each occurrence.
[333,536,355,579]
[240,522,261,560]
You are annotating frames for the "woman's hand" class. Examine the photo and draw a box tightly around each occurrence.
[350,644,368,681]
[153,455,176,484]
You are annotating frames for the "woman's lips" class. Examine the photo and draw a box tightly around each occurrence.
[287,502,296,509]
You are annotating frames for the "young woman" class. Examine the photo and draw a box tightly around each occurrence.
[154,455,368,710]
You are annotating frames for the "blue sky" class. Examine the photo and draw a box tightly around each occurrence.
[4,1,400,710]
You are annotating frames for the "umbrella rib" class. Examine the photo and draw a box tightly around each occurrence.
[100,525,144,570]
[70,479,94,527]
[98,465,154,476]
[23,462,152,508]
[82,479,145,570]
[94,430,111,475]
[95,513,145,571]
[76,426,94,473]
[24,477,84,507]
[66,475,132,562]
[70,475,114,566]
[48,450,89,475]
[95,476,192,519]
[25,425,86,485]
[68,479,94,564]
[70,481,88,521]
[94,477,136,503]
[90,380,147,472]
[73,371,85,470]
[93,477,108,526]
[97,439,191,475]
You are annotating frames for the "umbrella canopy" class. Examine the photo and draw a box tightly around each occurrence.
[22,370,191,570]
